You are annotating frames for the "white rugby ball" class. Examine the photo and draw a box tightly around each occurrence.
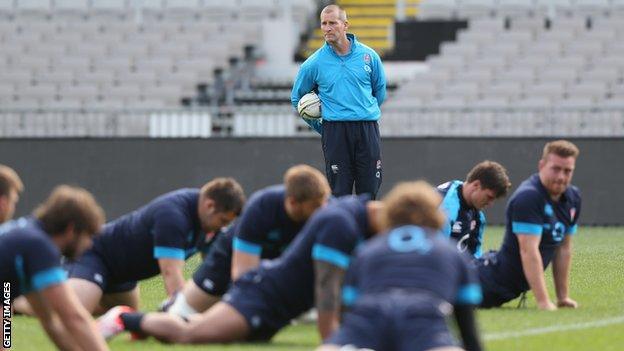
[297,92,321,119]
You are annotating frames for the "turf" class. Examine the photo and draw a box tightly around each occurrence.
[9,226,624,350]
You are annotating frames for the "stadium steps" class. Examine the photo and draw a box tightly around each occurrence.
[299,0,420,58]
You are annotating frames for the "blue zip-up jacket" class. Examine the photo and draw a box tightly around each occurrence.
[291,33,387,134]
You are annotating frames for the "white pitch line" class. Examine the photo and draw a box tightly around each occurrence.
[484,315,624,341]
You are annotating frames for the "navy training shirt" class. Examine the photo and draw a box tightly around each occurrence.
[241,195,371,320]
[491,174,581,294]
[341,225,482,310]
[232,185,305,260]
[0,217,67,301]
[91,189,204,282]
[438,180,486,258]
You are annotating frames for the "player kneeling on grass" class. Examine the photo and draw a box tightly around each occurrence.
[0,185,109,351]
[477,140,581,310]
[319,181,483,351]
[165,164,331,317]
[97,192,387,343]
[14,178,245,316]
[437,160,511,258]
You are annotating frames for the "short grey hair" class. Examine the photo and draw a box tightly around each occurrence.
[321,5,347,22]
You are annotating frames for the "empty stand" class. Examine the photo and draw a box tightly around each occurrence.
[0,0,317,110]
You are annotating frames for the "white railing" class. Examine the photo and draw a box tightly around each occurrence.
[381,107,624,137]
[0,107,623,137]
[0,108,215,138]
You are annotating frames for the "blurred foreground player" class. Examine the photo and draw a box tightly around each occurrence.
[0,164,24,224]
[320,181,483,351]
[98,193,386,343]
[438,161,511,258]
[0,185,109,351]
[478,140,581,310]
[166,165,331,317]
[64,178,245,314]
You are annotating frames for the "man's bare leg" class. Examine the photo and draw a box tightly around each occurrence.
[168,280,220,317]
[100,301,250,344]
[67,278,103,314]
[95,287,140,315]
[143,302,249,343]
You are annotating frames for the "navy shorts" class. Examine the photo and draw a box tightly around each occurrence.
[321,120,382,199]
[192,229,233,296]
[327,297,456,351]
[64,248,137,294]
[222,271,291,342]
[476,253,521,308]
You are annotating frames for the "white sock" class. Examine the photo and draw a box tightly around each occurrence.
[167,294,198,319]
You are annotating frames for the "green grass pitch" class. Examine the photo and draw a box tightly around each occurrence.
[10,226,624,350]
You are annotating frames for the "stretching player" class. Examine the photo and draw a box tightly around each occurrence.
[478,140,581,310]
[98,192,386,343]
[166,165,331,317]
[438,161,511,258]
[320,181,483,351]
[0,185,108,351]
[0,164,23,224]
[57,178,244,315]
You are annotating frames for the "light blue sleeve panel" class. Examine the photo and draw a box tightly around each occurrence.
[474,211,486,258]
[31,267,67,292]
[341,285,360,307]
[291,56,318,109]
[303,118,323,135]
[370,50,386,106]
[312,244,351,269]
[233,237,262,256]
[566,224,578,235]
[512,222,543,236]
[456,283,483,305]
[154,246,185,260]
[439,181,461,238]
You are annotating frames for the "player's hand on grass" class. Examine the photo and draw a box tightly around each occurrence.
[537,300,557,311]
[557,297,578,308]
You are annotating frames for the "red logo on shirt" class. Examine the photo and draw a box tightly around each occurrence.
[570,208,576,219]
[364,53,371,64]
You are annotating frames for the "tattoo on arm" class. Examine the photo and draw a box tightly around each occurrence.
[314,261,346,312]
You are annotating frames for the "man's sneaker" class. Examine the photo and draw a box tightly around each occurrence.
[97,305,134,340]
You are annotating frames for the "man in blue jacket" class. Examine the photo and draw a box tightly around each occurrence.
[291,4,387,199]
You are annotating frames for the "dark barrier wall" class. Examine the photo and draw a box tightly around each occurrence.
[0,138,620,225]
[389,20,468,61]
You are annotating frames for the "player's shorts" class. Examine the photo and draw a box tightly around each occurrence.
[475,251,521,308]
[192,229,233,296]
[326,293,456,351]
[64,247,137,294]
[222,271,291,342]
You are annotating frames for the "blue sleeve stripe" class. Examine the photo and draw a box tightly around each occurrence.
[439,182,461,237]
[232,238,262,255]
[512,221,543,236]
[567,224,578,235]
[31,267,67,291]
[456,283,483,305]
[154,246,185,260]
[342,285,359,307]
[312,244,350,269]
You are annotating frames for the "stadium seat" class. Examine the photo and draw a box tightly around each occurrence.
[418,0,457,19]
[456,0,496,19]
